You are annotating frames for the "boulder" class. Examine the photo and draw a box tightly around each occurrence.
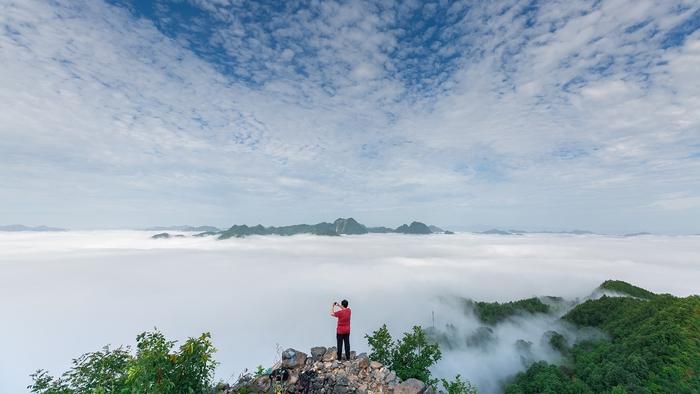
[356,354,370,370]
[394,378,427,394]
[369,361,382,369]
[384,371,397,383]
[323,347,338,361]
[311,346,327,361]
[281,348,307,369]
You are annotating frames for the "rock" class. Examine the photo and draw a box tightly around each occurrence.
[244,344,400,394]
[384,371,396,383]
[350,350,357,359]
[281,348,308,369]
[253,376,270,392]
[323,347,338,361]
[346,363,359,375]
[357,355,370,370]
[311,346,327,361]
[288,373,299,385]
[394,378,427,394]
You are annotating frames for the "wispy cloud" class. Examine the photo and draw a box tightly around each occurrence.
[0,0,699,232]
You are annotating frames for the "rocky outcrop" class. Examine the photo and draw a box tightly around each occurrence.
[334,218,369,235]
[394,379,428,394]
[222,346,405,394]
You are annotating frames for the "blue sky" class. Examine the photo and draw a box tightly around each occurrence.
[1,0,699,233]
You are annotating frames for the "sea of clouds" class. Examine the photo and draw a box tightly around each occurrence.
[1,231,699,393]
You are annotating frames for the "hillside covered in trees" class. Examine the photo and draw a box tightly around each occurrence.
[28,281,699,393]
[505,281,700,393]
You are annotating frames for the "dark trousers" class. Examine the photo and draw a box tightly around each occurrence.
[336,333,350,360]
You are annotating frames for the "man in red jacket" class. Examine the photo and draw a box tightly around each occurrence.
[330,299,351,361]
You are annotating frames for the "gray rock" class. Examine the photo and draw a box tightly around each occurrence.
[281,348,308,369]
[323,347,338,361]
[311,346,327,361]
[394,378,427,394]
[384,371,397,383]
[356,355,369,369]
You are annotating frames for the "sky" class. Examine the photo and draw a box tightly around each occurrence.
[2,231,699,393]
[1,0,700,233]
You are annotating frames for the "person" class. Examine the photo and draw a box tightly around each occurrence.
[330,299,351,361]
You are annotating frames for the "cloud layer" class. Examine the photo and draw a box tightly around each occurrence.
[1,0,699,232]
[1,232,699,392]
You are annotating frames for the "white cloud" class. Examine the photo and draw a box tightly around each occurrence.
[1,232,699,393]
[0,0,699,232]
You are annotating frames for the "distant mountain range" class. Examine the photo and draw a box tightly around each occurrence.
[152,218,451,239]
[476,229,661,236]
[479,228,595,235]
[215,218,442,239]
[0,224,66,232]
[144,225,221,232]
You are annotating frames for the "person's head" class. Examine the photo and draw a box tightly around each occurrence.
[341,299,349,308]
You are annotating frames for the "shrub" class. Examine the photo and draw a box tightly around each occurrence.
[29,330,217,394]
[365,324,393,366]
[366,324,443,386]
[441,374,477,394]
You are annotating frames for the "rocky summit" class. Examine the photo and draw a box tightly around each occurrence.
[219,346,430,394]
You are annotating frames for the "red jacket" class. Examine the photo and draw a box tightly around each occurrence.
[333,308,351,334]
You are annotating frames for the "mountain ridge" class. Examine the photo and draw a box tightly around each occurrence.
[206,218,448,239]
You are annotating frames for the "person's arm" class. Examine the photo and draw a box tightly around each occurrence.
[330,302,338,316]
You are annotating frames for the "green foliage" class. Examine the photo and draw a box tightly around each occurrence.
[599,280,657,300]
[506,282,700,394]
[365,325,445,386]
[565,294,700,393]
[393,326,443,385]
[440,374,477,394]
[470,297,550,325]
[505,362,591,394]
[544,331,568,354]
[254,365,265,377]
[29,330,217,394]
[365,324,394,366]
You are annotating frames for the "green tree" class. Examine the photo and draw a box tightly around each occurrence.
[29,330,217,394]
[365,324,393,366]
[365,325,445,387]
[441,374,477,394]
[505,362,592,394]
[392,326,442,385]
